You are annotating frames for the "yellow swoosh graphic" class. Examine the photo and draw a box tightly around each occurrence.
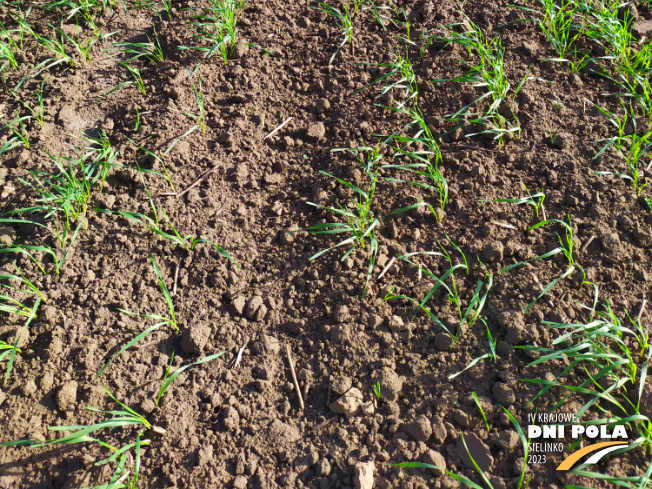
[557,441,628,471]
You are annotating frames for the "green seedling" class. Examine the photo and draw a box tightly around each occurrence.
[0,24,19,71]
[179,0,246,67]
[481,178,546,219]
[311,0,364,64]
[1,264,47,302]
[0,137,23,156]
[429,14,523,141]
[362,0,396,30]
[0,242,60,275]
[156,348,232,405]
[380,106,448,212]
[112,29,164,65]
[13,77,46,125]
[124,136,174,190]
[96,168,236,264]
[53,23,106,65]
[1,383,158,489]
[472,392,490,431]
[501,215,582,312]
[135,108,141,131]
[386,247,492,342]
[97,255,178,377]
[7,150,107,248]
[448,319,497,379]
[593,126,652,196]
[3,298,40,387]
[37,26,75,68]
[296,149,432,298]
[522,298,652,462]
[120,60,146,95]
[169,68,206,133]
[357,43,418,108]
[372,381,382,400]
[512,0,581,60]
[577,0,652,119]
[4,113,31,150]
[1,387,154,446]
[395,407,530,489]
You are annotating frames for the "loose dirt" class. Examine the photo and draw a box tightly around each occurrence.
[1,0,652,488]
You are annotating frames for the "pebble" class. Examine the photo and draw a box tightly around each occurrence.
[373,368,403,401]
[332,376,352,396]
[306,122,326,140]
[423,449,446,477]
[56,380,78,410]
[222,406,240,430]
[492,382,516,406]
[180,324,211,354]
[457,433,494,471]
[402,415,432,442]
[329,387,363,417]
[354,461,375,489]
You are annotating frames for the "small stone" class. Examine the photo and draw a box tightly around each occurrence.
[402,415,432,442]
[255,304,268,322]
[306,122,326,140]
[56,381,78,410]
[360,401,375,416]
[457,433,494,472]
[373,368,403,401]
[435,333,453,351]
[491,430,520,450]
[507,323,539,345]
[389,315,408,333]
[245,296,264,320]
[140,398,156,414]
[329,387,364,417]
[432,418,448,443]
[423,450,446,477]
[354,461,375,489]
[332,376,352,396]
[315,98,331,112]
[569,73,583,86]
[23,380,37,397]
[497,311,527,345]
[522,41,537,56]
[232,296,246,316]
[261,335,281,354]
[9,329,29,349]
[268,418,300,443]
[368,314,383,329]
[482,241,504,263]
[40,371,54,392]
[552,134,567,149]
[334,305,350,323]
[233,476,248,489]
[492,382,516,406]
[453,409,470,428]
[42,306,58,324]
[197,445,213,466]
[0,226,16,246]
[180,324,211,354]
[222,406,240,430]
[633,229,652,248]
[231,41,249,59]
[316,458,331,477]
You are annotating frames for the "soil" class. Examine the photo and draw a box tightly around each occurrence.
[1,0,652,488]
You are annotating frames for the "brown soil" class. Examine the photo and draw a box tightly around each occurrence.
[1,0,652,488]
